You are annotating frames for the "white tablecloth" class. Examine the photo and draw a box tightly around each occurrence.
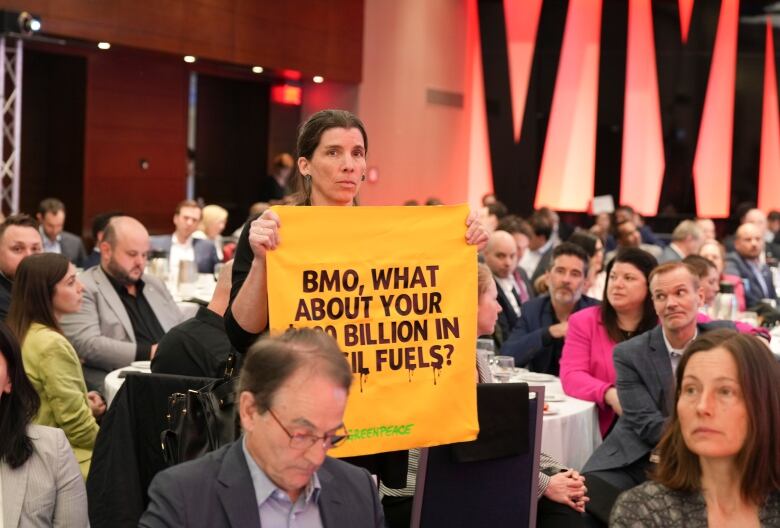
[511,374,601,470]
[104,365,151,407]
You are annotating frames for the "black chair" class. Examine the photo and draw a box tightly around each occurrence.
[87,372,217,528]
[410,383,544,528]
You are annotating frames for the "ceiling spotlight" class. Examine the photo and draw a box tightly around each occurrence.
[18,11,41,35]
[251,66,264,74]
[97,42,111,50]
[183,55,196,63]
[313,75,324,84]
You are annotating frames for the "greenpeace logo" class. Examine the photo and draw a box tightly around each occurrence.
[349,424,414,440]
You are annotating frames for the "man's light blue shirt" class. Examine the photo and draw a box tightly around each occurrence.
[241,436,324,528]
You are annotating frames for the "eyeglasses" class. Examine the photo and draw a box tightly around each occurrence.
[267,408,349,450]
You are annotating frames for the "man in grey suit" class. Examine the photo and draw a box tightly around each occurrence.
[36,197,87,267]
[140,328,385,528]
[150,199,220,274]
[657,219,703,264]
[582,261,735,523]
[61,216,184,390]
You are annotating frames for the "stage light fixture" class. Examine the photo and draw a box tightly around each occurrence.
[97,42,111,50]
[313,75,324,84]
[184,55,196,63]
[17,11,41,35]
[252,66,264,74]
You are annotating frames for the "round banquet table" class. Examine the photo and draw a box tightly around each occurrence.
[510,372,602,470]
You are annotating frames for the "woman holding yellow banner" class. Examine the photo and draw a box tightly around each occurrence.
[225,109,488,352]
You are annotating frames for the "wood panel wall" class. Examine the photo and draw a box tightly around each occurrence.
[0,0,363,82]
[82,47,189,234]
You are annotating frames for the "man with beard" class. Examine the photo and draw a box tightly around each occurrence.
[500,243,598,375]
[0,214,43,319]
[725,222,778,308]
[61,216,184,389]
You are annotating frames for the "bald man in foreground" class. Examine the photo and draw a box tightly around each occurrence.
[61,216,184,389]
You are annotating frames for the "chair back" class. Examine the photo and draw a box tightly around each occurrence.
[410,383,544,528]
[86,372,218,528]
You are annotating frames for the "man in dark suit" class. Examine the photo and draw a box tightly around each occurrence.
[0,214,42,319]
[501,243,598,375]
[483,230,533,345]
[657,220,703,264]
[582,262,735,523]
[139,328,385,528]
[150,200,220,274]
[725,222,778,308]
[36,197,87,267]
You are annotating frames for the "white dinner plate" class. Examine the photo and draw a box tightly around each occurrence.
[517,372,556,382]
[130,360,151,369]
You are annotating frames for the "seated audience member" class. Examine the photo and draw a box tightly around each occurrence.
[152,261,239,377]
[36,198,87,267]
[520,213,554,283]
[501,243,599,375]
[257,152,294,203]
[481,192,497,206]
[744,207,780,257]
[0,214,43,320]
[61,216,184,390]
[150,200,219,274]
[725,222,777,308]
[537,206,574,246]
[611,330,780,526]
[83,210,124,269]
[769,210,780,244]
[590,212,612,247]
[568,230,606,300]
[658,220,703,263]
[193,204,229,261]
[695,217,716,241]
[614,205,665,248]
[7,253,103,478]
[139,329,385,527]
[231,202,269,240]
[483,231,531,346]
[605,219,662,262]
[581,262,738,524]
[699,239,746,311]
[480,201,508,233]
[682,255,720,313]
[0,321,88,526]
[560,248,658,436]
[497,214,534,267]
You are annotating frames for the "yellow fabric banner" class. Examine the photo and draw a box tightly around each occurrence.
[266,204,479,457]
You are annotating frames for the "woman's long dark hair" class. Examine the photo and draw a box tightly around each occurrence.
[0,321,40,468]
[290,109,368,206]
[6,253,70,342]
[601,247,658,343]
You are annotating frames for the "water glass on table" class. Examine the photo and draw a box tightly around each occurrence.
[493,355,515,383]
[477,337,496,366]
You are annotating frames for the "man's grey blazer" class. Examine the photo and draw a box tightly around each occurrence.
[139,439,385,528]
[60,265,185,373]
[149,234,220,273]
[583,321,735,474]
[59,230,88,268]
[1,425,88,527]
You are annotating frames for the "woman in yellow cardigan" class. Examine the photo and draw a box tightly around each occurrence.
[7,253,104,478]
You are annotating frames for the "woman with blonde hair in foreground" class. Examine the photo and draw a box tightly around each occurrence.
[611,329,780,526]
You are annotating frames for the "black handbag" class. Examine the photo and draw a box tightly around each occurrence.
[160,353,240,466]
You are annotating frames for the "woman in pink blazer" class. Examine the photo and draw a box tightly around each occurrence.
[560,248,658,437]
